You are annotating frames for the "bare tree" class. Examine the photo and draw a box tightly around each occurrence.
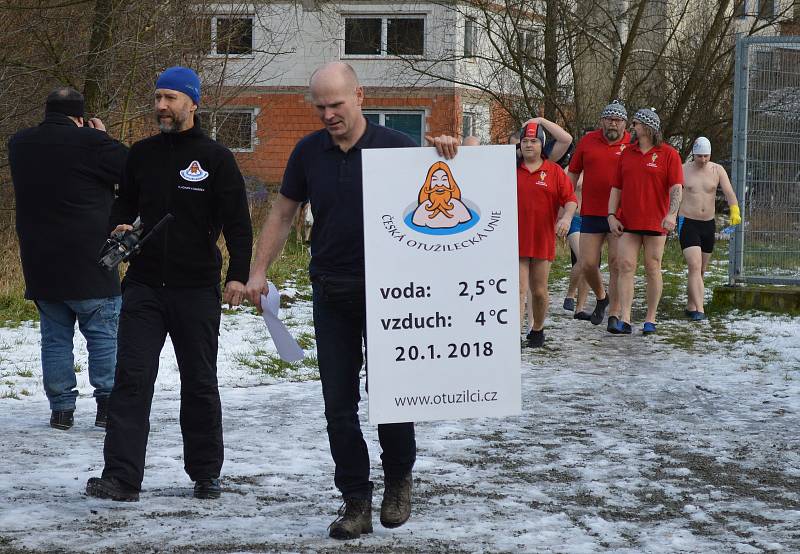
[389,0,793,151]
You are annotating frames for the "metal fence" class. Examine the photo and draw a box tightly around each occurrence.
[730,36,800,285]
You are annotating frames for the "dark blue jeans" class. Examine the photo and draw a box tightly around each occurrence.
[35,296,121,411]
[312,275,416,500]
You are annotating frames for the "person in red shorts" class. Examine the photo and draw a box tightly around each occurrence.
[607,108,683,335]
[517,122,577,348]
[567,101,631,330]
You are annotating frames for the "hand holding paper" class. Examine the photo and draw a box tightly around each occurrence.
[260,281,305,362]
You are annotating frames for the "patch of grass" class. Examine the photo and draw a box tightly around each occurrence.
[20,388,31,396]
[259,354,302,378]
[234,348,318,380]
[268,233,311,290]
[1,390,20,400]
[233,353,261,371]
[659,319,758,352]
[74,362,83,373]
[296,331,315,350]
[16,369,33,378]
[0,292,38,326]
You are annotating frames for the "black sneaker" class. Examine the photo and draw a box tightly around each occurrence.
[193,478,221,499]
[526,329,545,348]
[86,476,139,502]
[606,315,619,333]
[684,308,694,318]
[590,296,609,325]
[329,497,373,539]
[574,311,592,321]
[95,397,109,429]
[381,473,412,529]
[563,297,576,312]
[50,409,74,430]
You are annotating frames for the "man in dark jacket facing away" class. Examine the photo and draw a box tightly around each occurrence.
[85,66,253,502]
[9,87,128,430]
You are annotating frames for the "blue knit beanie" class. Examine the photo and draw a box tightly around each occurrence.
[156,66,201,105]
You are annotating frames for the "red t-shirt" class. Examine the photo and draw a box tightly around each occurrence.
[568,129,631,217]
[613,143,684,233]
[517,159,577,261]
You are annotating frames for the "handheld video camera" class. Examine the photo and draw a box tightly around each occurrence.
[98,213,174,271]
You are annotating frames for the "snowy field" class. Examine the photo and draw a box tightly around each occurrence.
[1,280,799,553]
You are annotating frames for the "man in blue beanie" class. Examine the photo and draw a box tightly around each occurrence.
[86,66,253,501]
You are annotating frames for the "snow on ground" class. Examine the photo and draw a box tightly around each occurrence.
[0,281,799,553]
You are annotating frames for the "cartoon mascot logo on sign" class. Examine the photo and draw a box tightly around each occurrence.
[411,161,472,229]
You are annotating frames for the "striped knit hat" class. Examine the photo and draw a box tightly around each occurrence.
[601,100,627,120]
[633,107,660,132]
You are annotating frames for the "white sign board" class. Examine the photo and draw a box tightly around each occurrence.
[363,145,521,424]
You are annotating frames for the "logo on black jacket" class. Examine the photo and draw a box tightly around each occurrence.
[180,160,209,182]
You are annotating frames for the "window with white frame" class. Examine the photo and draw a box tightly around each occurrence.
[464,18,477,57]
[344,16,425,57]
[207,16,254,56]
[201,110,255,151]
[462,112,476,138]
[512,30,538,68]
[756,0,775,19]
[734,0,777,19]
[364,111,425,145]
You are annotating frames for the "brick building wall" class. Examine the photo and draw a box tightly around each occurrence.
[225,87,466,184]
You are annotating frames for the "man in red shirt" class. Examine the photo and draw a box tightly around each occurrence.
[567,101,630,330]
[517,122,577,347]
[608,108,683,335]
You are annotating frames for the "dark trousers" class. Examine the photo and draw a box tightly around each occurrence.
[312,276,416,500]
[102,280,223,490]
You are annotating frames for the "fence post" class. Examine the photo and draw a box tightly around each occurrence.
[729,37,748,286]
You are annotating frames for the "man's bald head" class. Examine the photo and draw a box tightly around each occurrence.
[308,62,366,145]
[310,62,359,94]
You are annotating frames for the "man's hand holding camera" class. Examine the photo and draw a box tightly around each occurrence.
[84,117,106,131]
[111,224,133,235]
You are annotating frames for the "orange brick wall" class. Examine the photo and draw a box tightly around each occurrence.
[225,87,464,184]
[490,101,516,144]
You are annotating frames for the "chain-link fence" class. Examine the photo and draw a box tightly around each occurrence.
[730,36,800,285]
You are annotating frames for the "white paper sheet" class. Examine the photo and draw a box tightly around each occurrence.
[260,282,305,362]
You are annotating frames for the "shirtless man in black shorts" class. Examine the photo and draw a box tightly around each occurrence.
[678,137,740,320]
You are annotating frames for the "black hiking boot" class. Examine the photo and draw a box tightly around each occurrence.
[590,295,609,325]
[329,497,373,539]
[50,409,74,430]
[86,476,139,502]
[381,473,413,529]
[95,397,109,428]
[193,478,221,499]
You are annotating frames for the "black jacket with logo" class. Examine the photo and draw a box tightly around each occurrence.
[110,124,252,288]
[9,112,128,300]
